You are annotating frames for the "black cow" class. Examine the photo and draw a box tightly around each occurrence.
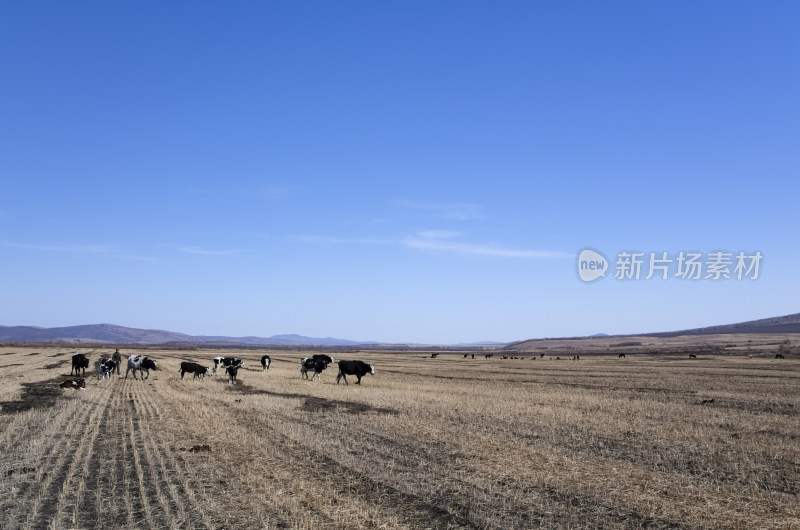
[179,362,210,380]
[431,353,439,358]
[484,353,494,359]
[71,354,89,376]
[212,357,243,375]
[618,353,626,358]
[300,357,329,381]
[336,360,374,385]
[689,354,697,359]
[60,379,86,390]
[225,365,239,384]
[776,354,785,359]
[261,355,271,371]
[311,354,334,364]
[126,355,158,380]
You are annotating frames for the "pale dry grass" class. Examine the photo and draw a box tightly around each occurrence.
[0,346,798,528]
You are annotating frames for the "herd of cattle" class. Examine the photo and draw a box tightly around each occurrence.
[67,351,375,386]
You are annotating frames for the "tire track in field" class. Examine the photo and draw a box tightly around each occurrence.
[133,379,209,529]
[23,383,110,530]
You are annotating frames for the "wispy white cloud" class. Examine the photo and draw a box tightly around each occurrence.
[179,246,238,256]
[404,231,568,259]
[397,200,483,221]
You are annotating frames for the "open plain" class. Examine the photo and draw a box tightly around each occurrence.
[0,345,798,529]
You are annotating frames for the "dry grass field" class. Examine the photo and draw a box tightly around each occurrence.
[0,345,798,529]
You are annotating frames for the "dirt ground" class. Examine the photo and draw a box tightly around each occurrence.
[0,346,798,529]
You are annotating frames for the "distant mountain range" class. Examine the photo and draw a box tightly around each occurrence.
[0,324,380,346]
[640,312,800,337]
[0,323,508,347]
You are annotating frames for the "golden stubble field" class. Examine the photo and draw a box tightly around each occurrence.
[0,346,798,529]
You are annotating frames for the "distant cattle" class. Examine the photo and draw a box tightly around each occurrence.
[71,354,89,376]
[502,355,510,359]
[689,354,697,359]
[300,357,329,382]
[540,353,545,358]
[336,360,374,385]
[261,355,271,371]
[60,379,86,390]
[99,358,118,379]
[464,354,468,358]
[485,353,494,359]
[126,355,158,380]
[776,354,785,359]
[431,353,439,358]
[225,365,239,384]
[179,362,210,380]
[212,357,243,374]
[573,355,581,361]
[471,354,475,359]
[618,353,626,358]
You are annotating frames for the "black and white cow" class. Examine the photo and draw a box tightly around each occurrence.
[126,355,158,380]
[336,360,374,385]
[300,357,329,382]
[99,358,118,380]
[179,361,210,380]
[71,354,89,376]
[261,355,271,371]
[311,354,334,364]
[225,365,239,384]
[212,357,243,375]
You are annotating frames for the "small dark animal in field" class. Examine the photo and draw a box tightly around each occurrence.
[618,353,626,358]
[689,354,697,359]
[776,354,785,359]
[261,355,271,370]
[179,362,210,380]
[71,354,89,376]
[485,353,494,359]
[336,360,374,385]
[431,353,439,358]
[60,379,85,390]
[225,365,239,384]
[701,398,715,404]
[540,353,545,358]
[126,355,158,380]
[212,357,243,375]
[556,357,561,360]
[471,354,475,359]
[300,357,329,382]
[99,358,118,379]
[464,354,468,358]
[573,355,581,361]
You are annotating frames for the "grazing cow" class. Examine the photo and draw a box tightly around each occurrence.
[300,357,329,381]
[179,362,210,380]
[540,353,545,358]
[336,360,374,385]
[502,355,510,359]
[111,349,122,375]
[126,355,158,380]
[471,354,475,359]
[71,354,89,376]
[464,354,468,358]
[212,357,243,375]
[689,354,697,359]
[431,353,439,358]
[573,355,581,361]
[261,355,271,371]
[60,379,86,390]
[99,358,118,380]
[776,354,785,359]
[618,353,626,358]
[485,353,494,359]
[225,365,239,384]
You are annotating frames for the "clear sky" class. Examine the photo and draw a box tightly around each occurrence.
[1,2,798,343]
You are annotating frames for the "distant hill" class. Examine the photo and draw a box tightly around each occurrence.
[642,312,800,337]
[508,311,800,350]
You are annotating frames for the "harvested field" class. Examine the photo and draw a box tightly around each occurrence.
[0,346,798,528]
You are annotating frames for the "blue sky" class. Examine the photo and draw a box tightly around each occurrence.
[1,2,798,343]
